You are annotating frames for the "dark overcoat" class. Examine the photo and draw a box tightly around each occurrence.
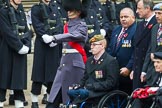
[0,5,31,89]
[48,18,88,103]
[108,22,136,94]
[142,24,162,86]
[90,0,111,43]
[79,52,119,98]
[132,16,157,90]
[31,3,62,82]
[84,9,100,57]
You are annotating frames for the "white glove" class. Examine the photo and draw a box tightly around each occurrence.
[18,45,29,54]
[49,42,57,47]
[42,34,54,43]
[100,29,106,37]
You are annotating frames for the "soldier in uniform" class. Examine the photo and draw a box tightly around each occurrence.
[0,0,32,107]
[52,0,68,25]
[84,8,100,57]
[90,0,111,45]
[108,8,136,95]
[67,34,119,107]
[42,0,91,107]
[30,0,63,108]
[0,0,4,8]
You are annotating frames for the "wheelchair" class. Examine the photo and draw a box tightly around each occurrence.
[66,90,128,108]
[125,87,162,108]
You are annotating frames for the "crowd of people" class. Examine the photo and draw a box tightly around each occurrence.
[0,0,162,108]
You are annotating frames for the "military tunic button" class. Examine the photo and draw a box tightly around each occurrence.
[62,64,65,66]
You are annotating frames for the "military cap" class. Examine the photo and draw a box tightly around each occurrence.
[154,52,162,60]
[89,34,105,43]
[153,3,162,11]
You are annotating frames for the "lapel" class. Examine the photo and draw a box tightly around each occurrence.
[152,24,159,51]
[87,52,107,74]
[111,26,122,54]
[115,29,128,52]
[135,16,156,45]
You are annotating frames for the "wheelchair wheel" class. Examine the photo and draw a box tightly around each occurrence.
[97,90,128,108]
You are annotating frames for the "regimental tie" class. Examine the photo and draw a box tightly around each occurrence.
[116,28,126,47]
[157,26,162,46]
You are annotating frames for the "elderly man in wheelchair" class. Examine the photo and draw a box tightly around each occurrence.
[66,34,129,108]
[126,52,162,108]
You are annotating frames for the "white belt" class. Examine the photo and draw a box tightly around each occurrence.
[62,49,79,53]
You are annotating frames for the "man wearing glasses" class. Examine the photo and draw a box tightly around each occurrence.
[67,34,119,107]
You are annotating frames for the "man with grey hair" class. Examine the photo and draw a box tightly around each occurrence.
[130,0,157,90]
[140,2,162,87]
[108,7,136,95]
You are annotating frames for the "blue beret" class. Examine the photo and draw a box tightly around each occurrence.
[154,52,162,60]
[153,3,162,11]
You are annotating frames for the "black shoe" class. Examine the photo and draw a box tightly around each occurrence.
[9,95,14,105]
[31,102,39,108]
[23,100,28,106]
[41,94,47,104]
[9,94,28,106]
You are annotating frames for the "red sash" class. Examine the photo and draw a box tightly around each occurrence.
[64,23,87,64]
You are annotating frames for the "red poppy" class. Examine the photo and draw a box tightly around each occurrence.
[148,24,153,29]
[123,33,128,38]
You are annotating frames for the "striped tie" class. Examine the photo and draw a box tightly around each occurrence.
[157,26,162,39]
[116,28,126,47]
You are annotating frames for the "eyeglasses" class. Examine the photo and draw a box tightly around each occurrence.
[90,43,102,46]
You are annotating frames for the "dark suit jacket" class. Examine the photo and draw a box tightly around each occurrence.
[132,15,157,89]
[79,52,119,98]
[108,22,136,70]
[142,24,162,86]
[107,22,136,94]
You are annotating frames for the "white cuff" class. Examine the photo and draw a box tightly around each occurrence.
[141,72,146,75]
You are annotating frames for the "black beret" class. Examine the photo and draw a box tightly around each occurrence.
[154,52,162,60]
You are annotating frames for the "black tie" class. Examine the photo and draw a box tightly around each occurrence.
[157,74,162,86]
[144,21,148,27]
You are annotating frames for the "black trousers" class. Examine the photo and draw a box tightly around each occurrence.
[0,89,25,102]
[46,89,62,108]
[31,81,53,95]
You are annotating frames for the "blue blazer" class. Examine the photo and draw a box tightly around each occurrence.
[107,22,136,70]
